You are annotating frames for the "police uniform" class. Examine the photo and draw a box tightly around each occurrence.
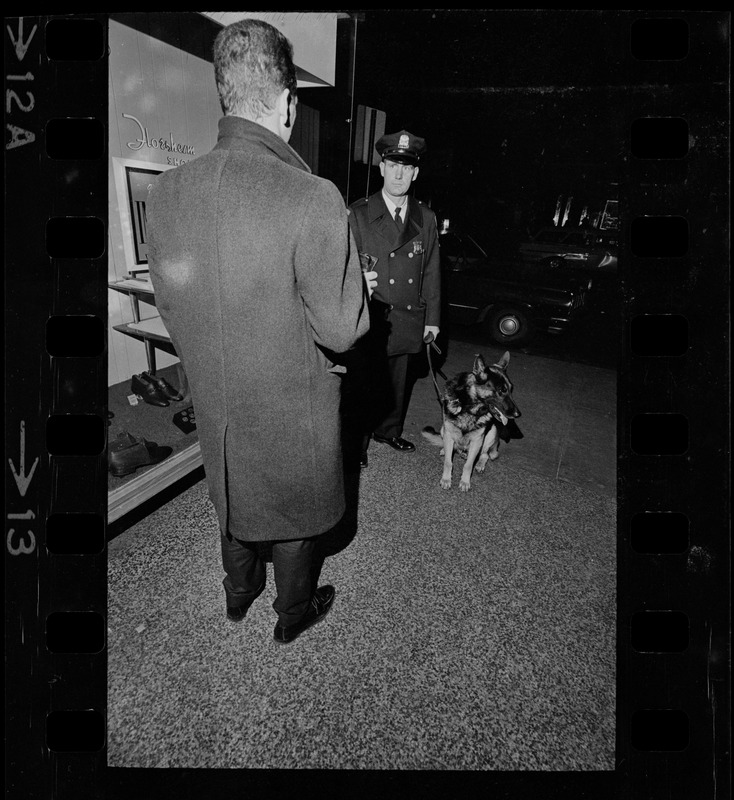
[347,130,441,451]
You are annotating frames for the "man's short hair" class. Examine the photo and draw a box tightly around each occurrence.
[213,19,298,119]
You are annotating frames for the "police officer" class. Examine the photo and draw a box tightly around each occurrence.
[348,130,441,461]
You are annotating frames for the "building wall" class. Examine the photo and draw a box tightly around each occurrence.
[108,19,222,386]
[108,19,321,387]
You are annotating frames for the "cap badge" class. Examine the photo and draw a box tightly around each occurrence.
[399,134,410,149]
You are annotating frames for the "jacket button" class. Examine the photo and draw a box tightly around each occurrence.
[407,305,412,310]
[408,252,414,258]
[389,278,395,284]
[390,252,395,258]
[408,278,413,284]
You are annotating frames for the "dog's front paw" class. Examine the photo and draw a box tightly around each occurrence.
[440,477,451,490]
[489,450,500,461]
[475,454,489,472]
[459,479,471,492]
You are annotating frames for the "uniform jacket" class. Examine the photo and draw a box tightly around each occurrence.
[146,116,370,542]
[348,191,441,355]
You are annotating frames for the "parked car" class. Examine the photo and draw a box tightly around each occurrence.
[518,226,618,271]
[439,227,591,345]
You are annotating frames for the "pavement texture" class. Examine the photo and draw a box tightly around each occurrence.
[107,339,616,770]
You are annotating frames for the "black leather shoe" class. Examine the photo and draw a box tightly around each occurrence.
[143,371,183,401]
[273,585,336,644]
[373,435,415,452]
[359,450,368,468]
[130,373,170,407]
[226,581,266,622]
[108,431,173,477]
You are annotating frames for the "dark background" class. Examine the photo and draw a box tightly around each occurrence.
[304,10,631,223]
[300,9,642,367]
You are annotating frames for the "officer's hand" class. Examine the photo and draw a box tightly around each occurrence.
[424,325,440,341]
[363,270,378,299]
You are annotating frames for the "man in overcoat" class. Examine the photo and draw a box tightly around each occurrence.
[347,130,441,462]
[146,19,372,644]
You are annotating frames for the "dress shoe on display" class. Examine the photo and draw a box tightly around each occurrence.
[130,373,170,407]
[273,585,336,644]
[108,431,173,477]
[226,581,266,622]
[372,435,416,453]
[143,371,183,401]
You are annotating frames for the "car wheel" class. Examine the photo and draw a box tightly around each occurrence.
[487,307,533,344]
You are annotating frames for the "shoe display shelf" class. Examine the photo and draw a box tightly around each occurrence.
[109,278,175,375]
[108,362,202,522]
[109,272,203,522]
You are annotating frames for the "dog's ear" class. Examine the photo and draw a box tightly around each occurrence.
[446,398,462,415]
[495,351,510,371]
[473,354,488,382]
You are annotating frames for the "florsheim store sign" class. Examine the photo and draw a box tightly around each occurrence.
[122,112,195,165]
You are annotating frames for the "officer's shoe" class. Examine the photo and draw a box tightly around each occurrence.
[108,432,173,477]
[273,586,336,644]
[373,435,415,452]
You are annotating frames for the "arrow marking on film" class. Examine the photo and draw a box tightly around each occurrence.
[8,421,39,498]
[6,18,38,62]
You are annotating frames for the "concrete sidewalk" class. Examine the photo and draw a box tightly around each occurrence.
[107,341,617,771]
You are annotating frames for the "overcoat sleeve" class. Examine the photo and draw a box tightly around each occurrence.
[294,181,370,354]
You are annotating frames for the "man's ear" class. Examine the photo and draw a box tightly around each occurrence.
[277,88,291,127]
[379,161,386,178]
[411,166,420,182]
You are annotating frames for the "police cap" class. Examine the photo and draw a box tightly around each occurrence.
[375,129,426,164]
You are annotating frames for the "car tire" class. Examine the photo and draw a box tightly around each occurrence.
[487,307,533,344]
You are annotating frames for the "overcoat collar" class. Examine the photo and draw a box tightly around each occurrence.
[366,191,424,248]
[214,115,311,173]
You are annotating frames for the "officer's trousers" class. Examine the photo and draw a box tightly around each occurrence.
[374,352,411,439]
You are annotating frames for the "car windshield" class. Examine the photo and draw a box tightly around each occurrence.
[440,231,488,266]
[528,227,617,252]
[534,230,566,243]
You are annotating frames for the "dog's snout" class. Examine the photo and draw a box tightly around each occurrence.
[506,402,521,418]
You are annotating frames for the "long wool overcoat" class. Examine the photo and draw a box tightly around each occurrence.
[146,116,370,542]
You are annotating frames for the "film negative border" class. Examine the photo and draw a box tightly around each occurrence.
[4,10,729,800]
[5,14,108,800]
[618,10,729,800]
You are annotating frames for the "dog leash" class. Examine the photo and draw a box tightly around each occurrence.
[424,332,447,409]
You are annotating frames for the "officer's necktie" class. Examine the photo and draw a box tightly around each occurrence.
[394,207,402,227]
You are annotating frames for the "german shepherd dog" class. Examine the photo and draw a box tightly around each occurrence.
[422,352,521,491]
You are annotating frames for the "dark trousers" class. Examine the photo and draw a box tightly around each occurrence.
[220,533,315,627]
[374,352,411,440]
